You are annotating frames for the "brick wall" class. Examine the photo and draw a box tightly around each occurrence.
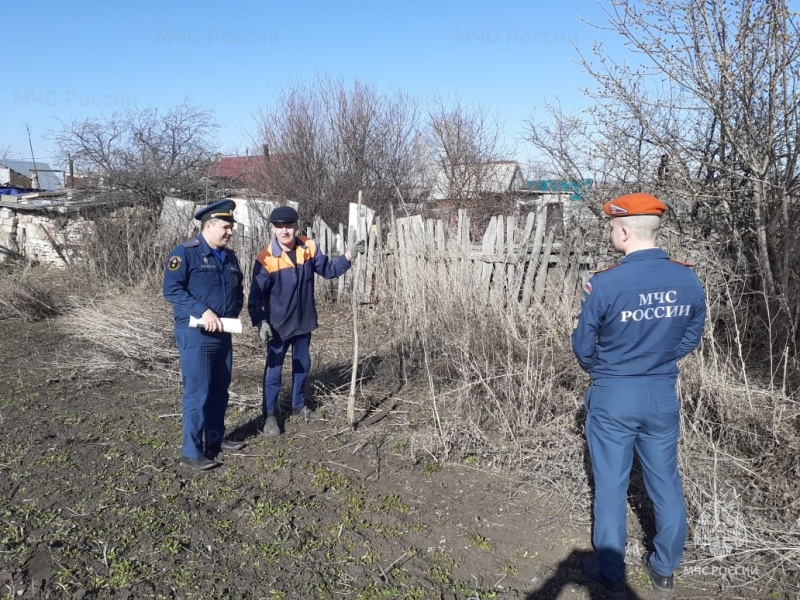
[0,207,93,266]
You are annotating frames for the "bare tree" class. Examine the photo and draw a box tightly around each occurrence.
[422,96,509,208]
[258,78,517,226]
[258,76,421,224]
[525,99,601,190]
[53,102,219,207]
[526,0,800,341]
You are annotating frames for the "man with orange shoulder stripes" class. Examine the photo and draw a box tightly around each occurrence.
[247,206,364,436]
[572,193,706,598]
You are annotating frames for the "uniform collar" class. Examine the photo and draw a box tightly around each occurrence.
[621,247,668,262]
[198,235,228,259]
[197,235,214,256]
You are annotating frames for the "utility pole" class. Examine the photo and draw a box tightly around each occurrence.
[25,123,40,188]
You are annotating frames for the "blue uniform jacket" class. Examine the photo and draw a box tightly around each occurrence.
[571,248,706,380]
[247,236,351,340]
[162,235,244,327]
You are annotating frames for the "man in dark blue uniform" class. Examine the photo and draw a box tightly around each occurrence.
[572,193,706,598]
[247,205,364,436]
[163,199,245,470]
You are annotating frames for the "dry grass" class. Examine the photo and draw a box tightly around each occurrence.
[59,286,180,378]
[0,261,82,322]
[2,215,797,596]
[363,234,800,595]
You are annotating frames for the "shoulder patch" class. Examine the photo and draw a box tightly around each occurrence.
[182,239,200,248]
[583,281,592,295]
[167,256,182,271]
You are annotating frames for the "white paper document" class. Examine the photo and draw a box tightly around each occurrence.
[188,316,243,334]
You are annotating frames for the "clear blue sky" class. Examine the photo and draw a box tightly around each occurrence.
[2,0,616,171]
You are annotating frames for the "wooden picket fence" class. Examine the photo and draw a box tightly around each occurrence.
[308,203,612,314]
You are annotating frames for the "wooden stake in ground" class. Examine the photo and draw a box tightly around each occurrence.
[347,190,362,426]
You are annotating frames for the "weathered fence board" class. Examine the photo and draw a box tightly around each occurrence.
[533,226,557,305]
[233,199,608,314]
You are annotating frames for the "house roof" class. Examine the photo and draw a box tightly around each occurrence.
[0,159,63,190]
[480,161,525,193]
[526,179,593,201]
[427,160,526,200]
[208,155,276,186]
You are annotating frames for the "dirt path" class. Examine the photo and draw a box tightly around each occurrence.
[0,317,746,599]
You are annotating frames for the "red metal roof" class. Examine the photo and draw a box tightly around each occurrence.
[208,155,268,184]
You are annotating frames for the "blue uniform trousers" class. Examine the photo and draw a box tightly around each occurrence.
[175,328,233,458]
[585,378,686,582]
[262,333,311,416]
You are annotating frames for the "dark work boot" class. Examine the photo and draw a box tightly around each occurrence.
[220,439,245,451]
[182,456,219,471]
[642,552,675,595]
[581,554,627,599]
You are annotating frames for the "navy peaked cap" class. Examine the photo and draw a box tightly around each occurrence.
[194,199,237,222]
[269,206,299,224]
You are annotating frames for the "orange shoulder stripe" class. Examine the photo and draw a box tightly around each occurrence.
[593,262,621,275]
[670,258,695,268]
[256,246,271,264]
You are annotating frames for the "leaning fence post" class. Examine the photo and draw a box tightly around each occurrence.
[347,190,363,426]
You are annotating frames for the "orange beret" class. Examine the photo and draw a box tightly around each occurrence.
[603,193,667,217]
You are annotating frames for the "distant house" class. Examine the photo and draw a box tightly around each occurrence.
[428,160,527,201]
[519,179,597,230]
[207,148,287,194]
[526,179,593,202]
[0,159,64,191]
[208,155,267,188]
[480,161,527,194]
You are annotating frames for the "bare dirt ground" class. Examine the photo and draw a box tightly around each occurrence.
[0,309,766,599]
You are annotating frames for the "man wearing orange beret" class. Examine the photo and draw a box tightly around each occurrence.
[572,192,706,597]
